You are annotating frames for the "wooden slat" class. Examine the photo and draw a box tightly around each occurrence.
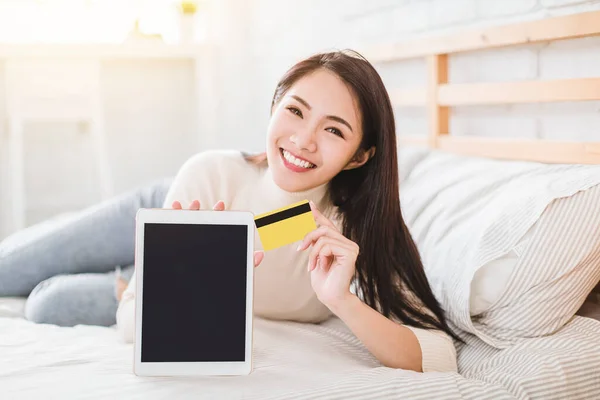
[366,10,600,62]
[427,55,449,147]
[389,88,426,106]
[436,136,600,164]
[389,78,600,107]
[438,78,600,105]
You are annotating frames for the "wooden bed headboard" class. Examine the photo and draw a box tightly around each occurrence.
[364,11,600,164]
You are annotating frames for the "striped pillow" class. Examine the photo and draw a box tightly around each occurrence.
[474,185,600,345]
[399,148,600,348]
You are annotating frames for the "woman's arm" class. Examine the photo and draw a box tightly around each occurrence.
[330,294,422,371]
[329,294,457,373]
[300,202,457,373]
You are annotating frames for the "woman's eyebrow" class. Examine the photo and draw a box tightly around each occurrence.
[326,115,353,133]
[290,94,354,133]
[291,95,312,110]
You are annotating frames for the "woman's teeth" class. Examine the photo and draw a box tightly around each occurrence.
[282,149,315,169]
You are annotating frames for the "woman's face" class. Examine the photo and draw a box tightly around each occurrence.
[266,68,371,193]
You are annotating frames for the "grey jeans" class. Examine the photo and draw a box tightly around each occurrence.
[0,178,173,327]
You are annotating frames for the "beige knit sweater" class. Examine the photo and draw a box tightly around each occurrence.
[115,150,457,373]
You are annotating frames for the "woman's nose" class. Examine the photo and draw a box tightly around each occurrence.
[291,129,317,152]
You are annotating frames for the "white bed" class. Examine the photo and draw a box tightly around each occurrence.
[4,10,600,400]
[3,141,600,399]
[2,310,600,400]
[0,297,25,319]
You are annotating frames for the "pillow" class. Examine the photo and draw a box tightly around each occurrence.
[398,147,600,348]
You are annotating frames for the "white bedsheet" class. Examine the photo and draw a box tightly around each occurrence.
[0,297,26,319]
[2,315,600,399]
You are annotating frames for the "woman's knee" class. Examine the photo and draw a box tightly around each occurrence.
[136,178,173,209]
[25,273,118,327]
[25,275,71,325]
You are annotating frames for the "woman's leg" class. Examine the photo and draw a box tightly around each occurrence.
[25,264,135,327]
[0,178,172,297]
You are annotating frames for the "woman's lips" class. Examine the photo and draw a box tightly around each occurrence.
[280,148,315,173]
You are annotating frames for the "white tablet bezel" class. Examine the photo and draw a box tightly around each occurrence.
[133,208,255,376]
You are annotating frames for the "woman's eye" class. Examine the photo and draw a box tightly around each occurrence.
[287,106,302,117]
[326,127,344,138]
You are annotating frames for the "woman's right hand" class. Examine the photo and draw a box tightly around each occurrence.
[171,200,264,268]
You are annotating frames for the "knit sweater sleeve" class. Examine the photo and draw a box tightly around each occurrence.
[404,326,458,372]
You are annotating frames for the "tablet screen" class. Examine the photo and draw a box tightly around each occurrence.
[141,223,248,363]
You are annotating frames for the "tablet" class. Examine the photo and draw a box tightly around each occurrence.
[133,208,255,376]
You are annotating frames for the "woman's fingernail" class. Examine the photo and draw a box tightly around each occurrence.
[296,244,302,251]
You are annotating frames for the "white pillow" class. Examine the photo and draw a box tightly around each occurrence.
[398,147,600,348]
[469,227,534,316]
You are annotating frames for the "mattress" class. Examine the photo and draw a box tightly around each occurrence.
[2,314,600,399]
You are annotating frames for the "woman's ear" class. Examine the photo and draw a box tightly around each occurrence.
[343,147,376,170]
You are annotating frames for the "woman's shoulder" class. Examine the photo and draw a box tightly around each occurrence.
[178,150,260,177]
[173,149,263,191]
[179,149,247,171]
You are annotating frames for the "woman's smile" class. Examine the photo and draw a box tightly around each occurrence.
[279,148,317,173]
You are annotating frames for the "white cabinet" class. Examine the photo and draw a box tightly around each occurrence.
[0,44,214,239]
[5,59,110,232]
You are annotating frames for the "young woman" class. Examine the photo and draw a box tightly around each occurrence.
[116,50,459,373]
[0,50,458,373]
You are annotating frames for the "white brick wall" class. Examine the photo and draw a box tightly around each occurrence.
[4,1,598,238]
[542,0,596,7]
[476,0,538,18]
[430,0,478,27]
[211,0,600,151]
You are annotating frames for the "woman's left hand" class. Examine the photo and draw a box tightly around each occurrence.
[297,201,359,311]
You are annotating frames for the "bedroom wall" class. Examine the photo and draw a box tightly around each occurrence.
[2,1,599,240]
[0,0,242,240]
[0,60,199,239]
[217,0,600,154]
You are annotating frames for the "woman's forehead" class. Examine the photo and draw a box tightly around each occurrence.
[286,70,361,125]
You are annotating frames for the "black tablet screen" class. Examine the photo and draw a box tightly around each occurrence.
[140,223,248,362]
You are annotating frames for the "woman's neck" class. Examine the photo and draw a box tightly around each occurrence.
[260,166,331,211]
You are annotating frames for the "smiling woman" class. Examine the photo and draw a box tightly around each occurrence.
[0,49,459,374]
[114,52,462,375]
[266,67,374,193]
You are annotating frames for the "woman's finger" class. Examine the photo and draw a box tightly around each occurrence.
[308,237,328,271]
[307,236,351,271]
[308,239,337,272]
[309,201,337,230]
[189,200,201,210]
[253,250,264,268]
[298,225,346,251]
[172,201,183,210]
[213,200,225,211]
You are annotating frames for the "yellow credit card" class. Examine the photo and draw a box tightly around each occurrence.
[254,200,316,251]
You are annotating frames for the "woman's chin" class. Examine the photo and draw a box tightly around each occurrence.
[274,178,306,193]
[271,170,313,193]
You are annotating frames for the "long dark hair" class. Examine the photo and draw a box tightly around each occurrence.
[246,50,460,342]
